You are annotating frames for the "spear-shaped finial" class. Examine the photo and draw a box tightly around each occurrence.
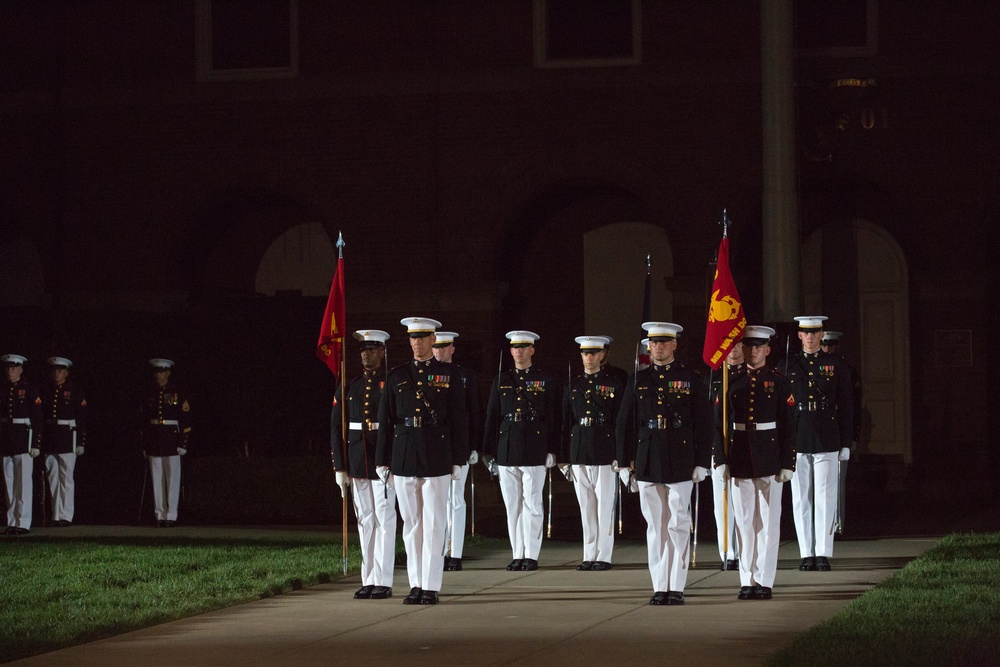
[336,231,345,258]
[719,209,732,238]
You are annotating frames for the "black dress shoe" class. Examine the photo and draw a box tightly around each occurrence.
[815,556,831,571]
[506,559,524,571]
[577,561,594,571]
[520,559,539,571]
[799,557,817,571]
[725,558,740,571]
[353,585,374,599]
[666,591,685,605]
[402,587,423,604]
[53,520,71,527]
[737,586,757,600]
[370,586,393,599]
[649,591,669,606]
[157,521,167,528]
[419,590,439,604]
[14,527,29,535]
[590,561,613,571]
[2,527,13,535]
[444,557,462,571]
[754,586,773,600]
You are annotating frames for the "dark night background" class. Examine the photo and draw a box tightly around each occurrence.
[1,1,997,536]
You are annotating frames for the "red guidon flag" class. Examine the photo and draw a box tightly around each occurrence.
[703,237,746,370]
[316,254,346,377]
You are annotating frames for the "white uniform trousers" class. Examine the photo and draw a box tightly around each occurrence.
[711,461,738,562]
[498,465,546,560]
[638,479,693,593]
[732,475,783,588]
[3,453,34,530]
[571,464,616,563]
[351,477,397,588]
[446,463,469,558]
[45,452,76,523]
[149,455,182,522]
[791,451,839,558]
[394,474,449,593]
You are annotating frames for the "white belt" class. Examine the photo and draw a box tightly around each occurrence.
[150,419,180,426]
[349,421,379,431]
[4,418,31,425]
[56,419,76,427]
[734,421,776,431]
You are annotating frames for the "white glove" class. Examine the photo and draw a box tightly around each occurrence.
[335,471,350,496]
[484,456,499,477]
[839,447,851,461]
[611,459,621,472]
[75,446,85,456]
[619,468,632,487]
[716,464,730,482]
[468,450,479,465]
[692,466,709,484]
[451,465,462,480]
[559,463,573,481]
[544,453,556,468]
[29,448,40,458]
[177,447,187,456]
[776,468,794,483]
[376,466,390,483]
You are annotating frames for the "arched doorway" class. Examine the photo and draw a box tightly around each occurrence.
[802,219,912,464]
[255,222,337,297]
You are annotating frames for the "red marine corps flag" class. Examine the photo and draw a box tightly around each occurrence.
[316,232,346,379]
[703,215,746,369]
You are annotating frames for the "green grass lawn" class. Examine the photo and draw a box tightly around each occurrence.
[0,532,373,663]
[766,532,1000,666]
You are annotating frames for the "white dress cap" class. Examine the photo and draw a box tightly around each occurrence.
[506,330,540,345]
[433,331,459,346]
[400,317,442,337]
[821,330,843,342]
[47,356,73,368]
[575,335,611,350]
[641,321,683,339]
[794,316,828,330]
[149,358,175,369]
[1,354,27,366]
[742,326,776,345]
[353,329,390,345]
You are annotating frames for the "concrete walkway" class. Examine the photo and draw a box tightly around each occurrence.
[10,530,937,666]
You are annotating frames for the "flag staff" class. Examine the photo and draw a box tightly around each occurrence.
[336,233,349,576]
[719,212,731,564]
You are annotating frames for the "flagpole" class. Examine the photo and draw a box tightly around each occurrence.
[336,232,349,577]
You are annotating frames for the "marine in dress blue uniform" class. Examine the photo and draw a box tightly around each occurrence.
[616,322,713,605]
[375,317,468,605]
[482,331,560,572]
[142,359,192,527]
[561,336,625,570]
[40,356,88,526]
[787,316,855,571]
[431,331,482,572]
[1,354,42,535]
[331,330,396,600]
[715,326,796,600]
